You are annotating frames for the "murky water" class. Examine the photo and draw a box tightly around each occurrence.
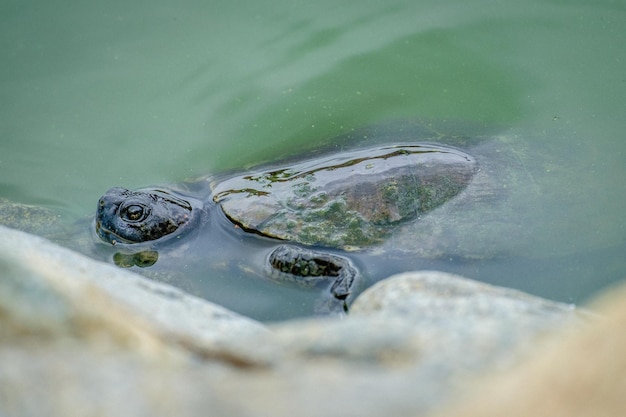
[1,0,625,320]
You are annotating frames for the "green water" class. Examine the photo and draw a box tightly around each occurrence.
[2,0,625,316]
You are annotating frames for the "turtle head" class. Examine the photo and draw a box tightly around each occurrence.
[95,187,194,245]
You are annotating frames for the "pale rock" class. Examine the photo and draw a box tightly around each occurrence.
[0,225,592,417]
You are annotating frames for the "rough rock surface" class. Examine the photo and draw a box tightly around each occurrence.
[0,224,615,417]
[434,280,626,417]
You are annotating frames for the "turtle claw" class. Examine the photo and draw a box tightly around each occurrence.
[330,275,354,300]
[313,295,349,315]
[267,244,358,305]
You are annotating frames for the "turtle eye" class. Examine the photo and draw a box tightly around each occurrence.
[120,204,149,223]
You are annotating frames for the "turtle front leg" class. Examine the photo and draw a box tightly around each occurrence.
[267,244,358,311]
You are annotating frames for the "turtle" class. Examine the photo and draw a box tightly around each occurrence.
[94,139,478,313]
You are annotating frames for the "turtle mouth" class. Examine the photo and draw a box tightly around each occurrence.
[95,220,136,245]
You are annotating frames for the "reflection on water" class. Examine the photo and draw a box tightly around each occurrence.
[113,251,158,268]
[1,0,625,320]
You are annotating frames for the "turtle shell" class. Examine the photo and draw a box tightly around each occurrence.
[212,143,477,249]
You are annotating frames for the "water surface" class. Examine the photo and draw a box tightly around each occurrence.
[1,0,625,320]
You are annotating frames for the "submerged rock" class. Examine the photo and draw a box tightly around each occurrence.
[0,197,62,236]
